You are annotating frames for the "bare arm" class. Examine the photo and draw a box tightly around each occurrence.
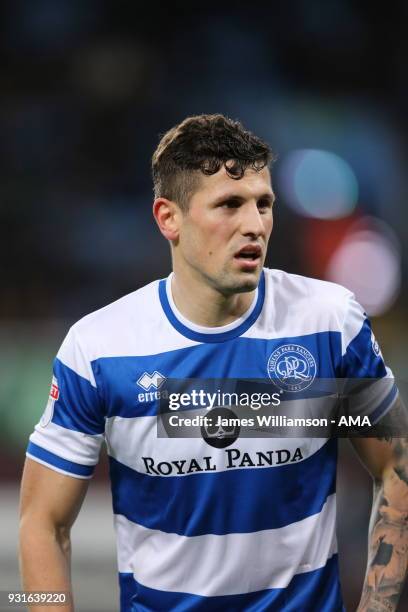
[19,458,89,612]
[351,398,408,612]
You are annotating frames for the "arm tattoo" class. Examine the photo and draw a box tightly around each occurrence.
[358,399,408,611]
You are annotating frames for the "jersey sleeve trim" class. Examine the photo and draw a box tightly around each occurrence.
[29,421,103,466]
[368,383,399,425]
[26,441,95,478]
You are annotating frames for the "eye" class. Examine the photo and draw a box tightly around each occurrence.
[220,199,241,209]
[257,198,273,212]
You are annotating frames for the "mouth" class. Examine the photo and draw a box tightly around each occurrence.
[233,244,262,269]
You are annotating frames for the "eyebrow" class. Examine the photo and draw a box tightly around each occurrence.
[212,192,276,206]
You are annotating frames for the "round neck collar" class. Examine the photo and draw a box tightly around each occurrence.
[158,270,265,343]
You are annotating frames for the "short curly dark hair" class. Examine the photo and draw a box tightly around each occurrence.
[152,114,274,210]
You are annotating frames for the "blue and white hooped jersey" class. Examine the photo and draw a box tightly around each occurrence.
[27,268,397,612]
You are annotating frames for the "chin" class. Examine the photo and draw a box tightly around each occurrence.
[234,278,259,293]
[221,270,260,295]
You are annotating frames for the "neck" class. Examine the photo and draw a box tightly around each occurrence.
[170,264,256,328]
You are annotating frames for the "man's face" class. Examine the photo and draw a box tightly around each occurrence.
[175,165,274,295]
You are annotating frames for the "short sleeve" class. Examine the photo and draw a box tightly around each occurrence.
[26,326,105,479]
[340,294,398,424]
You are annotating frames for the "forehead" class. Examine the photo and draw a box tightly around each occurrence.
[190,165,273,203]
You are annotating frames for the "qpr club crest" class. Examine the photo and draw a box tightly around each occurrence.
[267,344,317,392]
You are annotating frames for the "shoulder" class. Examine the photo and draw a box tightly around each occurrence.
[264,268,351,301]
[61,279,163,360]
[74,279,160,330]
[254,268,356,338]
[264,268,353,312]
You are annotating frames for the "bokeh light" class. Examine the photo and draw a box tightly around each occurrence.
[277,149,359,219]
[325,219,401,316]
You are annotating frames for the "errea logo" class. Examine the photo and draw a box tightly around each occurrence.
[137,371,166,391]
[137,371,168,404]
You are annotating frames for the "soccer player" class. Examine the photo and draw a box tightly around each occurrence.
[20,115,408,611]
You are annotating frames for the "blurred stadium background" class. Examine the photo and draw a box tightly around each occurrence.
[0,1,407,610]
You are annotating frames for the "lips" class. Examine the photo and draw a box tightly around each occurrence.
[233,244,263,271]
[234,244,263,260]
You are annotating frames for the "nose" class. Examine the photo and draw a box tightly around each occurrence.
[239,201,267,238]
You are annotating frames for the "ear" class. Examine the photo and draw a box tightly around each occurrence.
[153,197,181,242]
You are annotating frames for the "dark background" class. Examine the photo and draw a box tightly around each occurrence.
[0,1,407,610]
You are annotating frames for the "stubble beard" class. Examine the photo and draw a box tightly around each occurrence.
[209,264,261,296]
[180,245,262,296]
